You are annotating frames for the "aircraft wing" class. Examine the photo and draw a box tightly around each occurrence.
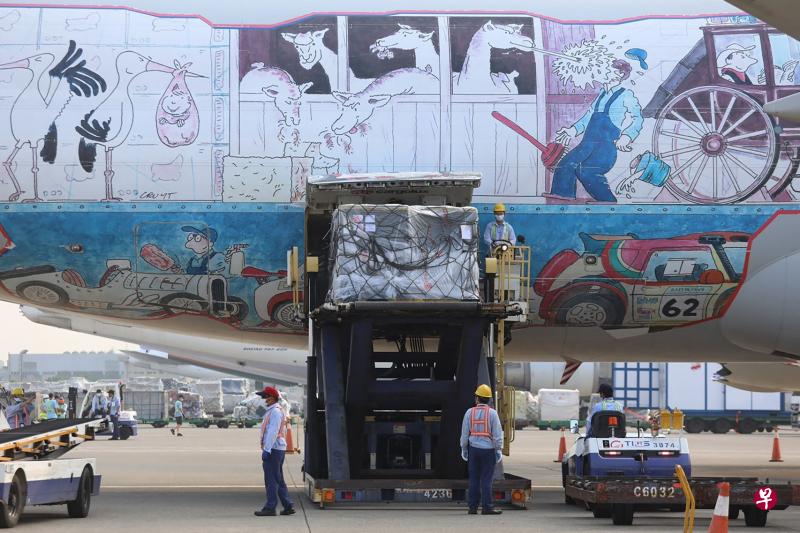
[726,1,800,40]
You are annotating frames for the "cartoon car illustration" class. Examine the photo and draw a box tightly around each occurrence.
[643,22,800,204]
[534,232,748,327]
[241,266,304,329]
[0,259,248,321]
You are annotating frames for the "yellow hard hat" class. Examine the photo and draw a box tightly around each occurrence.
[493,203,506,213]
[475,384,493,398]
[11,388,23,397]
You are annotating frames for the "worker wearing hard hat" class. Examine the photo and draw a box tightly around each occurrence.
[254,386,295,517]
[6,388,31,429]
[460,384,504,515]
[483,203,516,252]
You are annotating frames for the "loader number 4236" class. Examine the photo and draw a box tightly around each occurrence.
[661,298,699,318]
[634,486,676,498]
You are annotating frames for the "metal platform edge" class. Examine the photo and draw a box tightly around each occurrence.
[0,417,107,461]
[304,473,531,509]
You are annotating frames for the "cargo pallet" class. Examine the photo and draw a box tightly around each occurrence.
[565,475,800,527]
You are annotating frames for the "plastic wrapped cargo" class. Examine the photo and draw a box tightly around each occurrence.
[193,381,224,415]
[537,388,580,424]
[124,390,168,421]
[327,204,480,303]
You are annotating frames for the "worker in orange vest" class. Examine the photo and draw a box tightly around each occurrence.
[460,384,504,515]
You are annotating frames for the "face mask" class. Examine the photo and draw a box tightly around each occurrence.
[495,214,504,223]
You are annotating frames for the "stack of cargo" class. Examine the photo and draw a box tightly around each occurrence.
[124,390,168,421]
[536,389,580,430]
[221,378,249,414]
[194,381,224,416]
[327,204,480,302]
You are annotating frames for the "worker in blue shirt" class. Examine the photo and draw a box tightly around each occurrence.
[44,393,58,420]
[171,395,184,437]
[108,389,121,440]
[483,203,516,252]
[460,384,504,516]
[254,386,295,517]
[89,389,108,417]
[585,384,624,437]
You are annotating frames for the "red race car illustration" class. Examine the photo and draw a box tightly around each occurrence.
[534,231,749,327]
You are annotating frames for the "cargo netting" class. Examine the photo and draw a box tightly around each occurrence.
[327,204,480,302]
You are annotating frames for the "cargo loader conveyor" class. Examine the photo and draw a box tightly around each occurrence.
[299,172,531,508]
[0,417,106,528]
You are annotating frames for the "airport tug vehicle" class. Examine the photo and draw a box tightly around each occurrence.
[562,411,800,526]
[0,417,105,528]
[299,172,531,507]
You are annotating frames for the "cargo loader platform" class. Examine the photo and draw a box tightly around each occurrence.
[299,172,531,509]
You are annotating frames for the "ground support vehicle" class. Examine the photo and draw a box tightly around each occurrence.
[300,173,531,508]
[564,475,800,527]
[0,417,105,528]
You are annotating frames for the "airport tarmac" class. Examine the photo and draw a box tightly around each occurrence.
[14,426,800,532]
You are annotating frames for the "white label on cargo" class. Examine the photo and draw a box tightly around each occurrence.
[460,224,473,240]
[365,223,376,233]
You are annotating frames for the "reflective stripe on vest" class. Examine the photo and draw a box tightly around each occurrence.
[491,224,510,241]
[469,405,492,438]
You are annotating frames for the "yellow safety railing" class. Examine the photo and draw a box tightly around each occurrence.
[494,245,531,305]
[675,464,695,532]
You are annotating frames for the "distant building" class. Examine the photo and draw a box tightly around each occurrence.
[6,351,127,382]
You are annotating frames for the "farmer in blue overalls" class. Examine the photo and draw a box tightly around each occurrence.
[549,58,644,203]
[180,226,226,275]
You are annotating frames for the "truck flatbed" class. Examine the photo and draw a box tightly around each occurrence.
[565,475,800,527]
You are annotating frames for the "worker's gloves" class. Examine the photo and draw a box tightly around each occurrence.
[461,449,468,462]
[495,450,502,464]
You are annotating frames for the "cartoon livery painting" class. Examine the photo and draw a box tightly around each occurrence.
[0,5,799,336]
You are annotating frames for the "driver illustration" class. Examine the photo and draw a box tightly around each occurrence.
[178,226,226,275]
[483,203,516,252]
[717,42,758,85]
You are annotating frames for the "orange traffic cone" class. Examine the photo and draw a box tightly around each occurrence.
[707,482,730,533]
[286,424,297,454]
[769,428,784,463]
[553,428,567,463]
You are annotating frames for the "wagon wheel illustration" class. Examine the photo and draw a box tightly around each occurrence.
[653,86,781,204]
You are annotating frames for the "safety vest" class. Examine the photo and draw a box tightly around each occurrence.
[260,406,288,447]
[490,223,511,241]
[469,405,493,438]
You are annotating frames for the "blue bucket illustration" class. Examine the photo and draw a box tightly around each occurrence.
[633,151,671,187]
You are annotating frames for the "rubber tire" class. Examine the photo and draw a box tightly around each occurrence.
[685,417,705,434]
[592,504,612,519]
[237,422,245,429]
[119,425,132,440]
[711,418,732,434]
[765,426,774,432]
[0,473,26,528]
[743,507,768,527]
[738,418,757,435]
[67,466,92,518]
[612,504,634,526]
[729,506,740,520]
[555,292,624,327]
[216,420,230,429]
[151,421,166,428]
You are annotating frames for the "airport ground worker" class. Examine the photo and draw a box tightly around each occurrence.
[254,386,295,517]
[90,389,108,417]
[170,395,184,437]
[460,384,504,516]
[108,389,121,440]
[483,203,517,251]
[6,388,31,429]
[585,383,624,437]
[44,393,58,420]
[56,397,67,419]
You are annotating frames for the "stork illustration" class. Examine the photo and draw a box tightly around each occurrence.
[75,51,193,201]
[0,40,106,202]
